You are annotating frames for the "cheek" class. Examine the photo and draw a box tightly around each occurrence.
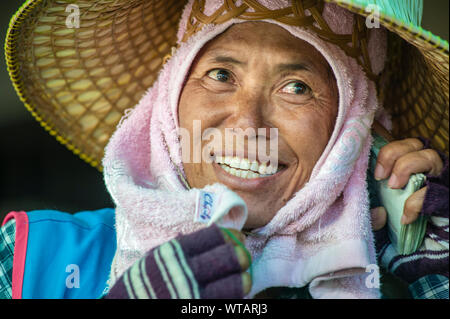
[178,83,220,188]
[179,85,209,152]
[179,81,223,128]
[302,89,339,156]
[282,106,337,166]
[179,84,201,130]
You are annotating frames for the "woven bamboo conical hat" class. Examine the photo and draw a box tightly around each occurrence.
[5,0,448,171]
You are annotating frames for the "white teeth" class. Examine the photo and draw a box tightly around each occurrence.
[249,171,259,178]
[229,157,241,169]
[250,161,259,172]
[267,165,276,174]
[239,158,250,170]
[258,163,267,175]
[216,156,280,179]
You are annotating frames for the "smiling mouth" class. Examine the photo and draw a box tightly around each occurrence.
[214,155,285,179]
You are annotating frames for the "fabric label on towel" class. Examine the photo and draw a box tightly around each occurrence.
[194,191,217,224]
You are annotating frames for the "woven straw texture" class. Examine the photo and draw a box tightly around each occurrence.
[5,0,449,171]
[334,0,449,159]
[6,0,186,169]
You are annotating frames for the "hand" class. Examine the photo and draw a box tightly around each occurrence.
[106,224,252,299]
[369,137,449,288]
[372,138,444,226]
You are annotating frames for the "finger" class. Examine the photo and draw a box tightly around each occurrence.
[388,149,444,189]
[221,228,246,246]
[371,207,387,231]
[402,187,427,225]
[189,244,242,284]
[234,245,251,270]
[177,224,227,257]
[374,138,424,181]
[201,273,249,299]
[242,272,252,295]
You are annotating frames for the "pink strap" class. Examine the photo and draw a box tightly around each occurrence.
[2,211,29,299]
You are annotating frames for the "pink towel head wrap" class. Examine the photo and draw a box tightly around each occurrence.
[103,0,388,298]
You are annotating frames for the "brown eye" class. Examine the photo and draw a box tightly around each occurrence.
[207,69,232,82]
[280,81,311,95]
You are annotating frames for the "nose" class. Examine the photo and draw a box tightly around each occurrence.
[227,88,273,139]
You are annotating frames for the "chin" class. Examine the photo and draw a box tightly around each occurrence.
[242,210,275,230]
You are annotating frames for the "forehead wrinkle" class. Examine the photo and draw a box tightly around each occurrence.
[203,45,246,61]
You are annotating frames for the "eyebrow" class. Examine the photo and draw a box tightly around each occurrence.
[210,55,245,65]
[275,63,311,73]
[208,52,314,72]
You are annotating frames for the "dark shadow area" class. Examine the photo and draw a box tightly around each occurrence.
[0,120,114,220]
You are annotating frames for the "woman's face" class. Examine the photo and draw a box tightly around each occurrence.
[179,22,338,229]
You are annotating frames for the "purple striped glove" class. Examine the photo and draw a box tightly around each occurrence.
[105,224,252,299]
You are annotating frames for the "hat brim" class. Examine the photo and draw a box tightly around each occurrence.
[332,0,449,154]
[5,0,449,171]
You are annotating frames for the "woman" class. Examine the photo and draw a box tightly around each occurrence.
[1,0,448,299]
